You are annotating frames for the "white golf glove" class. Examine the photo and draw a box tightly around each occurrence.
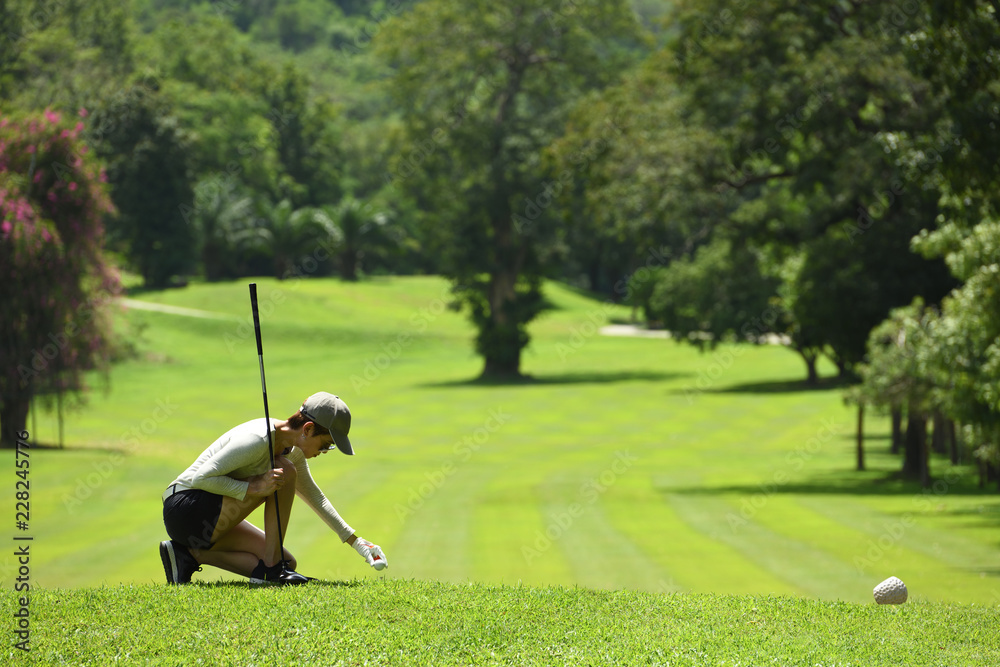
[352,536,388,570]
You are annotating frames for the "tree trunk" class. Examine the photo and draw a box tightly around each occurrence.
[890,406,903,454]
[0,396,31,449]
[796,348,818,386]
[339,248,358,281]
[931,410,946,454]
[856,403,865,471]
[901,407,929,486]
[479,265,524,379]
[587,258,601,294]
[948,420,960,464]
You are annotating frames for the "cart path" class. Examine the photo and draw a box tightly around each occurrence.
[601,323,790,345]
[121,298,238,320]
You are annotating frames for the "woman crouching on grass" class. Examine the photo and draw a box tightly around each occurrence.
[159,392,388,585]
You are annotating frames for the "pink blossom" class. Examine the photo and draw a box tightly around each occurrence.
[78,108,89,118]
[1,221,11,235]
[33,170,42,183]
[26,144,36,154]
[61,129,71,138]
[69,182,78,191]
[75,122,84,133]
[41,228,52,242]
[44,109,60,124]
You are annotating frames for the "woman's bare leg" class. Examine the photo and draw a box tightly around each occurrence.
[192,519,296,576]
[189,456,297,575]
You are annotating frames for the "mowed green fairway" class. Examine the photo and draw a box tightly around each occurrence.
[4,276,999,605]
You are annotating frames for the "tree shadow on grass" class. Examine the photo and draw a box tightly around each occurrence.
[661,469,995,498]
[700,375,854,395]
[422,370,688,388]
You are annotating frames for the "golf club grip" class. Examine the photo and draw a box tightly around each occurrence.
[249,283,264,355]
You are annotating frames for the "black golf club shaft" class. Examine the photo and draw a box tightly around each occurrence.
[249,283,285,560]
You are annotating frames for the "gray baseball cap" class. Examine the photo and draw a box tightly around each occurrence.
[300,392,353,455]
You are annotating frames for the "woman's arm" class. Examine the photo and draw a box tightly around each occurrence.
[287,448,356,542]
[182,422,273,500]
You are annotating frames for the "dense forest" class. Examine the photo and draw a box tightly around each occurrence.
[1,0,998,486]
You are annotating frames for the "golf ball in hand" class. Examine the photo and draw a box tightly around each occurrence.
[873,576,907,604]
[373,557,386,571]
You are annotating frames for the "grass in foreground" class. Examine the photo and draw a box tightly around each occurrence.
[3,580,997,666]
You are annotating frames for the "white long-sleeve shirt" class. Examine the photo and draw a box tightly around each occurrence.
[166,418,355,542]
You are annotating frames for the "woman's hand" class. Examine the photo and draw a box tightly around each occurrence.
[246,468,284,497]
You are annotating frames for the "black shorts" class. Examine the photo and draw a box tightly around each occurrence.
[163,488,223,550]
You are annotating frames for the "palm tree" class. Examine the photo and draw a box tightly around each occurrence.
[317,196,393,281]
[255,198,342,279]
[193,179,254,281]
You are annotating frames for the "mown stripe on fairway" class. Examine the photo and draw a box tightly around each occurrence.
[532,471,667,592]
[388,465,498,583]
[667,493,874,601]
[602,477,796,595]
[797,495,1000,572]
[469,455,586,588]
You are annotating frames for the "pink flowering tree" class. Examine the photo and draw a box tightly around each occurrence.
[0,109,121,448]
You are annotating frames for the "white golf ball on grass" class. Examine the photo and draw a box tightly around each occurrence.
[873,576,908,604]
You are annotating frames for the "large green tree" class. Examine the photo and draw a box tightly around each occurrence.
[378,0,640,377]
[90,82,196,288]
[557,0,959,381]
